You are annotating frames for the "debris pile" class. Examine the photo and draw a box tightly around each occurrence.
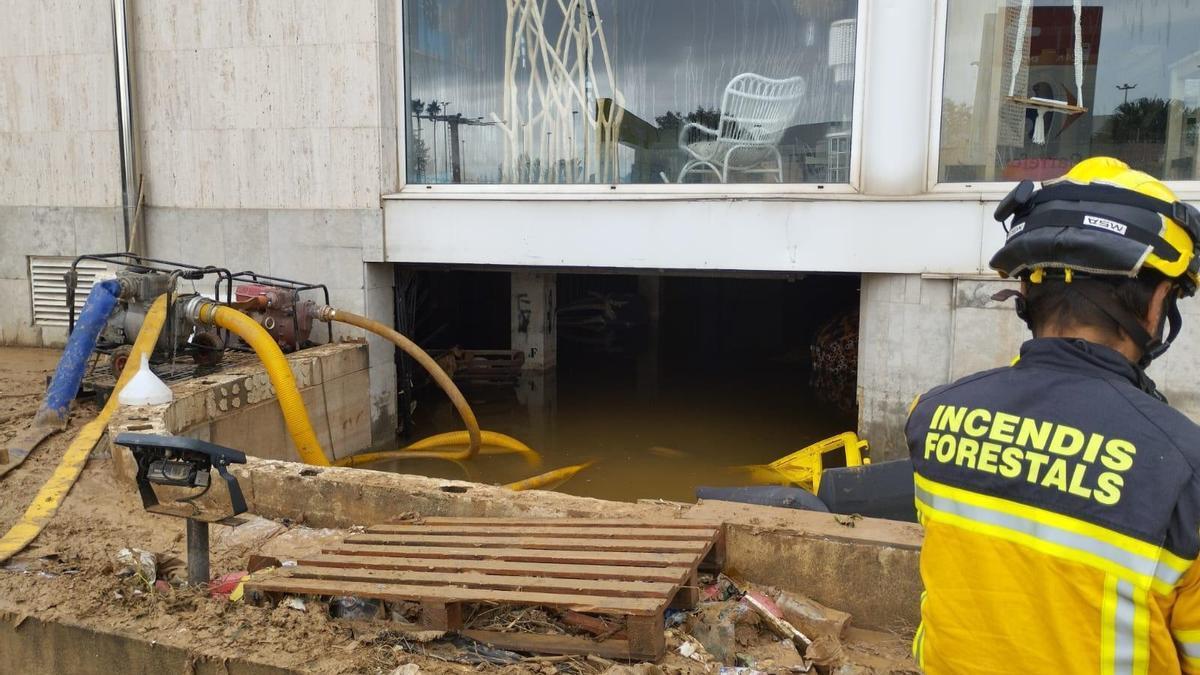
[252,570,917,674]
[671,574,916,675]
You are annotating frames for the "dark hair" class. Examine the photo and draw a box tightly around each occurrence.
[1025,272,1166,338]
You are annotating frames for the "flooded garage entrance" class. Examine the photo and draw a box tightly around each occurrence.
[386,269,861,502]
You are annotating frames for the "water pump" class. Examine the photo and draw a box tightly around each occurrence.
[230,283,318,352]
[67,254,235,378]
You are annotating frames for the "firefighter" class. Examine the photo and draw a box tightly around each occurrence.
[906,157,1200,673]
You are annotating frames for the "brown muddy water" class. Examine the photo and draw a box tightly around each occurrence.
[378,355,855,503]
[375,272,862,502]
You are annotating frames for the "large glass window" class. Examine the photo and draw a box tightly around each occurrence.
[939,0,1200,183]
[403,0,858,185]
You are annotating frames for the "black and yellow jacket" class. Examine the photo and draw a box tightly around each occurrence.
[906,338,1200,674]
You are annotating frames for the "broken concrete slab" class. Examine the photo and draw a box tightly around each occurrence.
[770,588,852,640]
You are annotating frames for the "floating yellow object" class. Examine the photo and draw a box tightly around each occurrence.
[333,431,541,469]
[0,295,169,564]
[403,430,542,467]
[504,460,595,491]
[739,432,869,494]
[648,446,689,459]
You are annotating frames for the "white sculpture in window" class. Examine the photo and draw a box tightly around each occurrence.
[491,0,624,184]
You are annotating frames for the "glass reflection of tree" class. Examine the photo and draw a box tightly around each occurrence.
[1103,97,1169,145]
[424,101,443,178]
[654,108,721,132]
[410,99,430,181]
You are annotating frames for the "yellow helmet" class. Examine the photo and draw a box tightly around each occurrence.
[991,157,1200,295]
[991,157,1200,366]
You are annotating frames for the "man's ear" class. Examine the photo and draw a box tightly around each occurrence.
[1144,280,1174,336]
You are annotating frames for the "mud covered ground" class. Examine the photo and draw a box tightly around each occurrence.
[0,348,915,674]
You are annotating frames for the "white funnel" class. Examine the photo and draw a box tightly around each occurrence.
[118,354,173,406]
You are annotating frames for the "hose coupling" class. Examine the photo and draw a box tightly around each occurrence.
[114,275,137,300]
[183,296,219,325]
[315,305,337,322]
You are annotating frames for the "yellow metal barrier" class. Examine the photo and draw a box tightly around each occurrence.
[740,431,870,493]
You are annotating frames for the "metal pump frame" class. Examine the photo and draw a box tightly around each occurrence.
[64,254,334,381]
[227,269,334,346]
[66,253,236,367]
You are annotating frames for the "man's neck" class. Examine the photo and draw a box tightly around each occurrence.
[1034,326,1142,364]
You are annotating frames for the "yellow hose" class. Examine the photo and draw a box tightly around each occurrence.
[333,431,541,469]
[0,296,169,563]
[317,307,485,461]
[404,430,540,466]
[194,302,330,467]
[504,460,595,491]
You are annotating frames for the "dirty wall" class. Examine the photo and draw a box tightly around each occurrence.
[0,0,398,443]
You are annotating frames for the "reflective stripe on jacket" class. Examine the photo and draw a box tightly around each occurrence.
[906,338,1200,674]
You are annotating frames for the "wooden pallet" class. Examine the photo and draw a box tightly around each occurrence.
[243,517,725,661]
[431,349,525,386]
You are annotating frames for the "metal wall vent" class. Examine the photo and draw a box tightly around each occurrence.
[29,257,108,328]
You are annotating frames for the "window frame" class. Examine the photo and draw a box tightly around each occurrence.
[391,0,870,199]
[926,0,1200,200]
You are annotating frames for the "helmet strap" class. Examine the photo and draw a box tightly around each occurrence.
[1146,291,1183,363]
[991,288,1032,330]
[1067,281,1173,369]
[991,282,1174,400]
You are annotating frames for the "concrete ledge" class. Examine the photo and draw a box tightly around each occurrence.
[0,610,295,675]
[107,342,924,631]
[230,461,922,630]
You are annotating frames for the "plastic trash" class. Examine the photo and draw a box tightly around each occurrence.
[679,640,702,660]
[115,548,158,583]
[448,635,525,665]
[330,595,382,619]
[117,354,173,406]
[665,608,690,627]
[210,571,248,598]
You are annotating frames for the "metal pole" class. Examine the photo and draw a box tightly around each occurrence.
[186,519,210,586]
[111,0,142,254]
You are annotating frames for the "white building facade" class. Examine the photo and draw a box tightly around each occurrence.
[4,0,1200,456]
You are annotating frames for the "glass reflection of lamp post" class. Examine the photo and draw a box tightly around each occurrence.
[442,101,452,181]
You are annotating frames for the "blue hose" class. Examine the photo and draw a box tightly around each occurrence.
[34,279,122,427]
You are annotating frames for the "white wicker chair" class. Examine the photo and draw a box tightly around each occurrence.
[676,73,805,184]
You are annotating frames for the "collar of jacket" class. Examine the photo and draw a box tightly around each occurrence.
[1015,337,1159,394]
